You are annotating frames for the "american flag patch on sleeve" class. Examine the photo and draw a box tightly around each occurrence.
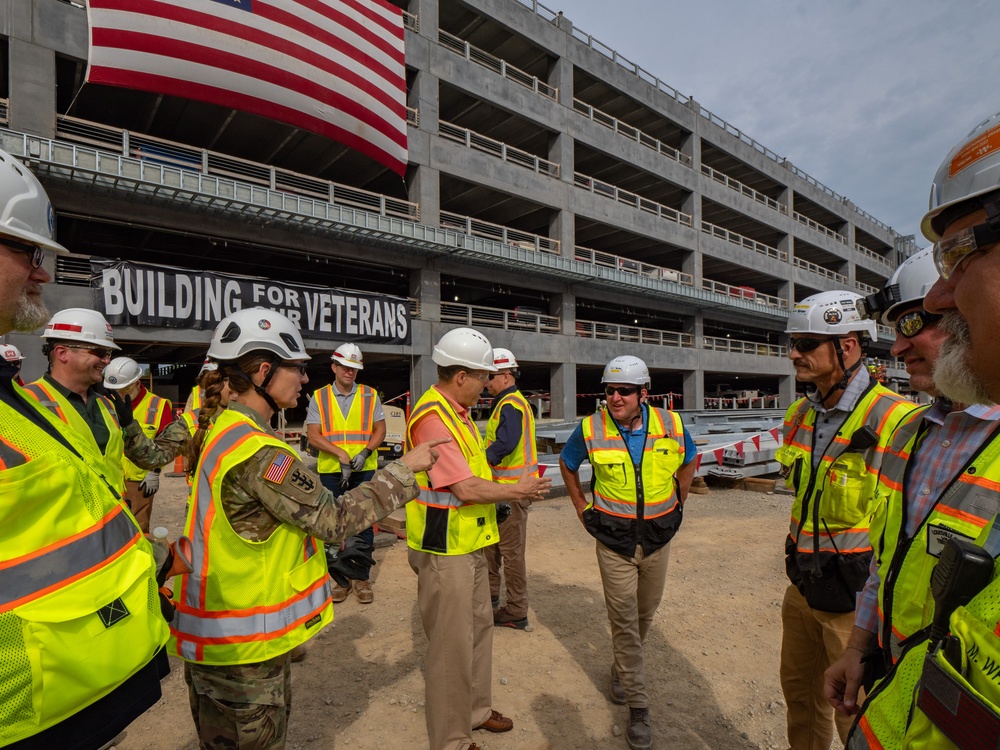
[263,453,293,484]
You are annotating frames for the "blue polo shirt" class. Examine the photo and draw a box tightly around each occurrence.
[561,404,696,471]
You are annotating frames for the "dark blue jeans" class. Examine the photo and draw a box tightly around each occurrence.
[320,469,375,581]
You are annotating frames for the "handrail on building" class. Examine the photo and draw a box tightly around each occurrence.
[703,335,787,358]
[440,300,560,334]
[701,164,787,214]
[701,277,789,310]
[792,211,848,245]
[437,29,558,101]
[700,220,786,263]
[792,256,847,283]
[854,242,893,270]
[575,319,693,348]
[439,210,560,255]
[574,172,694,228]
[54,115,420,221]
[572,99,692,168]
[573,246,694,287]
[439,120,560,178]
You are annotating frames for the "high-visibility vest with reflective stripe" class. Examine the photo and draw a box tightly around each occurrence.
[313,384,379,474]
[22,378,126,495]
[405,386,498,555]
[122,390,169,482]
[181,407,199,436]
[485,389,538,483]
[0,388,168,746]
[581,406,685,519]
[871,409,1000,662]
[189,385,202,411]
[169,408,333,665]
[775,385,916,562]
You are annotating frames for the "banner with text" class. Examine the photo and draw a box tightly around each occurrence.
[91,259,411,345]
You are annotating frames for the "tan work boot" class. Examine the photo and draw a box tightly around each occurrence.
[353,579,374,604]
[331,582,350,603]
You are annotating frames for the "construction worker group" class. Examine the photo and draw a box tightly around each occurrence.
[6,106,1000,750]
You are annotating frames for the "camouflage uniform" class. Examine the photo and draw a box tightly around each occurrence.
[185,402,418,749]
[123,418,192,471]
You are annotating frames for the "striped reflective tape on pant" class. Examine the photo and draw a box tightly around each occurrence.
[173,577,332,648]
[0,505,140,613]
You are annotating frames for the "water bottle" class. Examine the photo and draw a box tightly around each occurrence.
[151,526,170,573]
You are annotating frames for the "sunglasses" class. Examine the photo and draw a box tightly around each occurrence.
[279,363,308,376]
[787,337,835,353]
[604,385,639,397]
[895,310,942,339]
[933,222,1000,280]
[62,344,114,360]
[2,237,45,269]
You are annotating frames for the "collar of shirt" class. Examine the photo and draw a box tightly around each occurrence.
[43,372,102,405]
[130,383,148,406]
[431,384,472,421]
[924,399,1000,426]
[334,381,358,397]
[229,400,278,436]
[812,366,870,415]
[614,403,647,436]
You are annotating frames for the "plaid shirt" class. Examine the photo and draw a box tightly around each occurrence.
[855,401,1000,632]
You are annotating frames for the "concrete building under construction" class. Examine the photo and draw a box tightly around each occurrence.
[3,0,914,419]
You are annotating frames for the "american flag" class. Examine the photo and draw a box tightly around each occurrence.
[86,0,408,174]
[263,452,293,483]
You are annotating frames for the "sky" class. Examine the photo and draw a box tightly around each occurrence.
[558,0,1000,246]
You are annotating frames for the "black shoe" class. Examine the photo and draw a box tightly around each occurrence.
[626,707,651,750]
[493,607,529,630]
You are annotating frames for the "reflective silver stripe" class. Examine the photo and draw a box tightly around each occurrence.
[359,387,374,432]
[173,578,331,640]
[331,431,370,442]
[796,528,871,554]
[180,639,196,660]
[21,383,62,420]
[143,394,164,427]
[0,440,28,469]
[0,508,138,610]
[416,487,464,509]
[593,495,637,516]
[185,419,261,609]
[492,463,538,479]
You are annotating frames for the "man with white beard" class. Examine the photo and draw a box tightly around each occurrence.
[842,110,1000,750]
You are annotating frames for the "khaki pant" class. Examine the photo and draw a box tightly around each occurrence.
[123,479,154,534]
[409,546,494,750]
[780,584,860,750]
[487,497,530,617]
[596,540,671,709]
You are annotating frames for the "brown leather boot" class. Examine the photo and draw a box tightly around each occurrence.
[353,579,374,604]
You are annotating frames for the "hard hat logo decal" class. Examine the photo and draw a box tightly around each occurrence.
[47,203,56,237]
[259,319,271,330]
[823,308,843,325]
[108,376,118,384]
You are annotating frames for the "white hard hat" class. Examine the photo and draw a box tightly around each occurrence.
[492,347,518,370]
[42,308,120,349]
[198,358,218,374]
[1,343,25,362]
[208,307,310,362]
[332,343,364,370]
[432,327,497,371]
[103,356,143,390]
[602,355,650,386]
[785,291,877,342]
[922,110,1000,242]
[0,149,68,255]
[879,247,939,325]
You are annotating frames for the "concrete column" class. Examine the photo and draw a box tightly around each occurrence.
[681,193,702,287]
[550,361,576,420]
[550,208,575,260]
[779,373,797,410]
[409,68,439,135]
[411,354,437,405]
[9,39,56,137]
[779,234,793,270]
[778,278,793,309]
[681,369,703,412]
[410,0,438,43]
[408,165,440,229]
[410,268,441,323]
[551,291,575,337]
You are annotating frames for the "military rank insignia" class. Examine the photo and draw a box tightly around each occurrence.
[288,468,317,493]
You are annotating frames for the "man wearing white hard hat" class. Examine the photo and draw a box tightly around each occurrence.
[559,355,696,750]
[406,327,551,750]
[484,346,539,630]
[774,291,916,750]
[822,247,1000,747]
[840,110,1000,749]
[305,342,385,603]
[1,342,26,385]
[104,356,175,533]
[0,148,169,749]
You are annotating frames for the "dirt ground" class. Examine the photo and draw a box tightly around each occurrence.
[120,474,812,750]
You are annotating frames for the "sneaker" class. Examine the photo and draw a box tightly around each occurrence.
[493,606,529,630]
[626,707,652,750]
[609,664,626,705]
[331,582,350,603]
[353,579,374,604]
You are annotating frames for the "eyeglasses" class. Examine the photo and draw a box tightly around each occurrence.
[279,363,308,376]
[604,385,639,398]
[61,344,114,360]
[469,371,490,384]
[1,237,45,269]
[787,337,835,353]
[895,310,943,339]
[933,222,1000,280]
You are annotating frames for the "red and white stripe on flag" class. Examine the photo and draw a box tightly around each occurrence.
[86,0,408,174]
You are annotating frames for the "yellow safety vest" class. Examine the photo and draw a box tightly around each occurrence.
[872,409,1000,662]
[579,406,686,556]
[485,389,538,482]
[313,383,379,474]
[22,378,126,495]
[0,388,168,746]
[169,409,333,666]
[848,516,1000,750]
[776,385,915,580]
[189,385,202,411]
[122,390,170,482]
[405,386,498,556]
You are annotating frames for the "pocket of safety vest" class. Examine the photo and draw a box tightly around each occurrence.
[590,452,629,489]
[650,438,682,477]
[287,552,325,593]
[824,454,870,526]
